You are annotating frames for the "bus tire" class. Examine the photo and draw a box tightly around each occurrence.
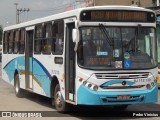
[54,84,70,113]
[113,105,128,110]
[15,74,24,98]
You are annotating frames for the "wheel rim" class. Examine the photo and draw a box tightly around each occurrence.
[55,91,63,107]
[15,80,19,94]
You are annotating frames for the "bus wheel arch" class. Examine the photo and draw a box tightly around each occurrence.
[51,76,59,104]
[14,70,19,87]
[14,70,24,98]
[50,76,70,112]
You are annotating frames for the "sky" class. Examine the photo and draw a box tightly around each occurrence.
[0,0,76,27]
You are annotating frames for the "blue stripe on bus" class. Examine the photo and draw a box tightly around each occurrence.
[33,58,52,80]
[100,80,135,87]
[3,58,16,70]
[3,56,52,97]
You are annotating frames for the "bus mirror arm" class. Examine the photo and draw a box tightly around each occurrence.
[74,43,78,51]
[72,28,79,51]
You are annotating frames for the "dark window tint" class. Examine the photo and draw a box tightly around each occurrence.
[35,25,43,38]
[52,20,64,54]
[34,25,43,54]
[8,31,14,54]
[34,40,41,54]
[42,22,52,54]
[13,30,19,54]
[3,32,9,54]
[42,39,52,54]
[19,29,25,54]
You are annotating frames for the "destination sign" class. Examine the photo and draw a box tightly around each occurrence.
[87,57,111,65]
[80,10,155,22]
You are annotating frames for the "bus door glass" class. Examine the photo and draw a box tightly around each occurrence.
[25,27,34,89]
[65,19,76,101]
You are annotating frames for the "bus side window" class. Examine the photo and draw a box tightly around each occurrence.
[52,20,64,54]
[8,31,14,54]
[13,30,19,54]
[34,40,41,54]
[3,32,9,54]
[42,22,52,54]
[34,25,43,54]
[19,29,25,54]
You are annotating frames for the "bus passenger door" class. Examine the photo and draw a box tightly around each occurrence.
[25,27,34,90]
[65,19,76,102]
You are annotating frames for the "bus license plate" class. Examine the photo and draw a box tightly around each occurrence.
[117,95,131,100]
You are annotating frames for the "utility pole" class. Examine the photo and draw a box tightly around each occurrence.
[14,3,30,24]
[18,8,30,23]
[14,3,18,24]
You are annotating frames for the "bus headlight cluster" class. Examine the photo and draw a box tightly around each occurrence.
[93,85,98,91]
[154,79,157,83]
[82,80,99,91]
[146,78,157,89]
[151,82,154,86]
[151,79,157,87]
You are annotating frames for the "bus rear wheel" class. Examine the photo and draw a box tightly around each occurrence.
[54,84,70,113]
[15,74,24,98]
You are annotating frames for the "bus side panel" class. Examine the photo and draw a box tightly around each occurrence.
[2,54,65,98]
[32,56,51,97]
[2,54,8,79]
[2,54,14,85]
[18,56,26,89]
[2,55,25,88]
[32,55,65,98]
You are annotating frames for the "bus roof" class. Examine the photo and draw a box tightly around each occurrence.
[3,6,154,31]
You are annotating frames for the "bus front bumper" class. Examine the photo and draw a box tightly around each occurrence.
[77,85,158,105]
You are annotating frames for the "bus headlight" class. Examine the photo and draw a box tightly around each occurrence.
[93,85,98,91]
[154,79,157,83]
[146,84,151,89]
[83,81,87,85]
[82,81,99,91]
[88,84,92,88]
[151,82,154,86]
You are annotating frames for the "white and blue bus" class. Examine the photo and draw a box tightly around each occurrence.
[2,6,158,112]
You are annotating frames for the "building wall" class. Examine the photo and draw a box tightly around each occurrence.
[95,0,152,7]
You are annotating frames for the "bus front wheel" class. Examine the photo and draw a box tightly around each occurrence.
[15,74,24,98]
[54,84,70,112]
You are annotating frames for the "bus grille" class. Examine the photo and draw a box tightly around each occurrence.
[95,72,149,79]
[100,85,145,89]
[101,95,144,103]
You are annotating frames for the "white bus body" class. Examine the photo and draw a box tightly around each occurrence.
[2,6,158,112]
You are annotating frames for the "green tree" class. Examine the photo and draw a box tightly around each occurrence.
[0,25,3,45]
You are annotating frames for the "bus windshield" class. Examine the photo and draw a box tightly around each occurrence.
[78,26,157,70]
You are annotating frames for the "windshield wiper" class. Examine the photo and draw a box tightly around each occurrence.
[126,25,141,53]
[99,24,113,47]
[134,24,141,52]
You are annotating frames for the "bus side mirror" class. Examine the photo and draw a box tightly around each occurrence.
[72,28,79,51]
[72,29,78,43]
